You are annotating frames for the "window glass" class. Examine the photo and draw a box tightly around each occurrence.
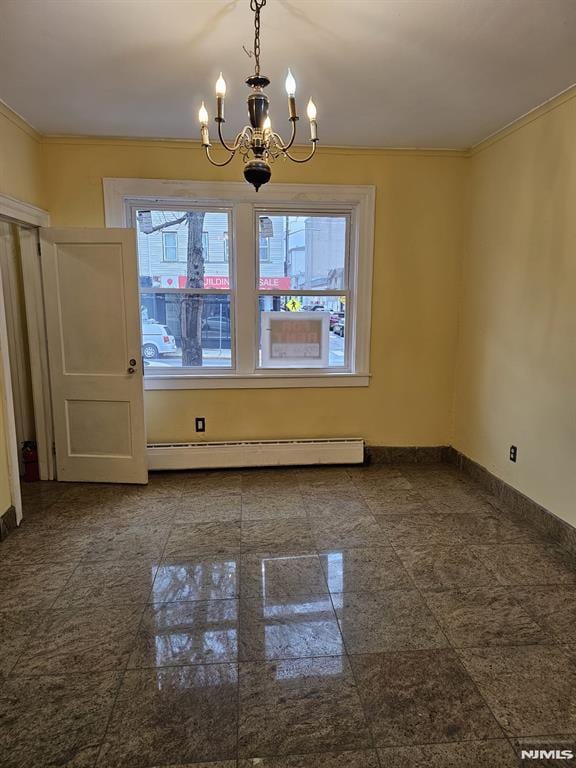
[137,209,230,287]
[141,293,232,369]
[130,195,368,381]
[162,232,178,262]
[258,295,347,368]
[259,236,271,263]
[257,214,347,290]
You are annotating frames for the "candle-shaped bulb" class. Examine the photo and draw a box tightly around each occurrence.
[263,115,272,132]
[199,102,209,125]
[215,72,226,97]
[285,69,296,97]
[306,98,317,121]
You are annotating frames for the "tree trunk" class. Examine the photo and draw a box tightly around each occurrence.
[180,211,206,367]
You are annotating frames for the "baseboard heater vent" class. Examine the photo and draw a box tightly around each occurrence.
[147,438,365,471]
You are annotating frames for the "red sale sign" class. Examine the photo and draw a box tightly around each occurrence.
[155,275,293,290]
[259,277,292,289]
[203,276,292,290]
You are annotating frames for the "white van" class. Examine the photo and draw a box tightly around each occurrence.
[142,321,177,359]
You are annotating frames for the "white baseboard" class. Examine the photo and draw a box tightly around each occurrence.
[147,438,365,471]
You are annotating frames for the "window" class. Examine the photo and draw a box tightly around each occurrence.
[259,236,271,262]
[162,231,178,262]
[109,179,374,388]
[257,214,348,368]
[137,208,232,369]
[159,227,210,264]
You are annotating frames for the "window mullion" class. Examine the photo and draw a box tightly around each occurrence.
[233,202,256,374]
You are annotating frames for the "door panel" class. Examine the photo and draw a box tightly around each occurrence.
[57,243,128,374]
[41,228,147,484]
[66,400,132,457]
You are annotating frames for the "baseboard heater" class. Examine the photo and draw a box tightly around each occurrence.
[147,438,365,471]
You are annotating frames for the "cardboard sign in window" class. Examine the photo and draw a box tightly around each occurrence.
[261,311,330,368]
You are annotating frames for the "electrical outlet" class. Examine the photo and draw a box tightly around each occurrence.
[195,417,206,433]
[509,445,518,463]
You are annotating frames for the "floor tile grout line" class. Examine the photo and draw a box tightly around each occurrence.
[7,466,576,765]
[380,528,561,651]
[392,469,522,757]
[383,515,518,753]
[324,572,383,765]
[5,552,89,678]
[235,524,243,761]
[401,582,516,750]
[91,666,129,768]
[92,498,176,768]
[375,735,521,757]
[5,490,124,767]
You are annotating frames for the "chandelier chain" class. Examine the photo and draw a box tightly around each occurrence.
[250,0,267,75]
[200,0,317,189]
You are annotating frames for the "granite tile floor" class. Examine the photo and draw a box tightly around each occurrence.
[1,463,576,767]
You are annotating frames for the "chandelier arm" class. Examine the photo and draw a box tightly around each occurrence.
[283,141,318,164]
[217,122,244,153]
[204,145,237,167]
[270,121,297,152]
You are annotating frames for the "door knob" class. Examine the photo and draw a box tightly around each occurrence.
[127,367,135,374]
[129,358,137,366]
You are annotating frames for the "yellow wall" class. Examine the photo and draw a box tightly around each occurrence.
[41,139,467,445]
[454,91,576,526]
[0,103,44,208]
[3,94,576,530]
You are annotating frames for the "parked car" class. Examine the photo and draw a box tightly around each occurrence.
[141,322,177,359]
[201,315,231,348]
[333,318,345,337]
[330,311,345,331]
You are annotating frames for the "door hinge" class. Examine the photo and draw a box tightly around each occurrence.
[52,442,56,456]
[37,241,42,257]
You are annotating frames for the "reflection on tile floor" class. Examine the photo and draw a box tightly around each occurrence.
[2,463,576,766]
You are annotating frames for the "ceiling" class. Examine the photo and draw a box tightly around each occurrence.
[1,0,575,148]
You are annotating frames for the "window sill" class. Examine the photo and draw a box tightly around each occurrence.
[143,372,370,390]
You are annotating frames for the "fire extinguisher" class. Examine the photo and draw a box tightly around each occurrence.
[22,441,40,482]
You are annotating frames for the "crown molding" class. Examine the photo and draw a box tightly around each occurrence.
[3,81,576,160]
[470,82,576,156]
[0,100,41,141]
[40,134,468,158]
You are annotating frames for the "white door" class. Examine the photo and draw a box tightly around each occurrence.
[40,228,147,484]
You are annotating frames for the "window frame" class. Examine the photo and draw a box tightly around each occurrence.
[104,178,375,390]
[254,210,352,372]
[133,203,236,374]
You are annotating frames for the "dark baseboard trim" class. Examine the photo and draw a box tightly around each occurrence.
[365,446,446,464]
[0,505,17,541]
[444,448,576,556]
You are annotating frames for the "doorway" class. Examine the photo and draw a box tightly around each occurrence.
[0,219,34,527]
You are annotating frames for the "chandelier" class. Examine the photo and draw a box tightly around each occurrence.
[198,0,318,191]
